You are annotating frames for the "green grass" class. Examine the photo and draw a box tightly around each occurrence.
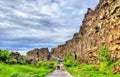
[0,62,56,77]
[64,62,120,77]
[63,46,120,77]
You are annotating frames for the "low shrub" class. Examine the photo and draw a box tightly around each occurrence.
[64,60,72,67]
[36,61,56,69]
[8,58,17,64]
[47,62,55,69]
[36,61,43,67]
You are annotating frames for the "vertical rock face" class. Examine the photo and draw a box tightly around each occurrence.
[27,48,50,61]
[51,0,120,64]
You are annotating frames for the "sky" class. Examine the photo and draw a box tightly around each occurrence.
[0,0,99,55]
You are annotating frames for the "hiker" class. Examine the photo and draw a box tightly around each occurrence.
[57,59,63,70]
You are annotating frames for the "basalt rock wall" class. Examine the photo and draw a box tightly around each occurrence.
[27,48,50,61]
[51,0,120,64]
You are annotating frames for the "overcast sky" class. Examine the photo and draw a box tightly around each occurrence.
[0,0,99,55]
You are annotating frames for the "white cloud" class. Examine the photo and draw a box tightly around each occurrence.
[13,10,28,17]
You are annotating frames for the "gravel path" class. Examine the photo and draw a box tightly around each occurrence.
[45,70,73,77]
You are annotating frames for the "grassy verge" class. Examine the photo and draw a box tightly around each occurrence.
[0,61,56,77]
[64,62,120,77]
[63,47,120,77]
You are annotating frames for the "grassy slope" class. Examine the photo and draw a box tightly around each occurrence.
[65,62,120,77]
[0,62,55,77]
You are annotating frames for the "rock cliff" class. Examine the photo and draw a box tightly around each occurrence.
[27,48,50,61]
[51,0,120,64]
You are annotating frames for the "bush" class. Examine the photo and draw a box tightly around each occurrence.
[21,60,27,65]
[0,49,10,62]
[8,58,17,64]
[36,61,56,69]
[98,46,110,62]
[43,62,56,69]
[47,62,55,69]
[64,51,77,67]
[64,60,71,67]
[36,61,43,67]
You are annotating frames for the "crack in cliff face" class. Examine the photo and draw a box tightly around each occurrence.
[51,0,120,64]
